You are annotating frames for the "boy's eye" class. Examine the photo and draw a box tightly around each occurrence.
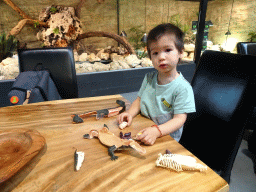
[152,52,158,55]
[166,49,172,52]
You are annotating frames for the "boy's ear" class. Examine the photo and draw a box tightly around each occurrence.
[147,48,151,59]
[180,50,185,59]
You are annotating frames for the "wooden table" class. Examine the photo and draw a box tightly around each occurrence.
[0,95,229,192]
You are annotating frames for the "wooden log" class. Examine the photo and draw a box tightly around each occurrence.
[9,19,48,37]
[77,31,136,54]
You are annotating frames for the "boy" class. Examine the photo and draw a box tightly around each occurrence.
[118,23,196,145]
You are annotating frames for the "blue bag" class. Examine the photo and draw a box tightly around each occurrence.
[8,69,61,105]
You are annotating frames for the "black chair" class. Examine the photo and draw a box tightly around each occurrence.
[179,50,256,183]
[237,42,256,174]
[18,47,78,99]
[237,42,256,131]
[237,42,256,56]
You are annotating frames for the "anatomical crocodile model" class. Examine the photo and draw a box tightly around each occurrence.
[83,124,146,160]
[156,151,207,172]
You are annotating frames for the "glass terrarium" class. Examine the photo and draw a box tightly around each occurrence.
[0,0,198,80]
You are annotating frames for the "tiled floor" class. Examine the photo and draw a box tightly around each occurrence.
[121,91,256,192]
[230,138,256,192]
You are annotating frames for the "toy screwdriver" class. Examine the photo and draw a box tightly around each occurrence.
[71,100,126,123]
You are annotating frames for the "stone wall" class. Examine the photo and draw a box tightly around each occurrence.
[206,0,256,51]
[0,0,255,50]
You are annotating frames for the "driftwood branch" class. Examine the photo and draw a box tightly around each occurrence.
[4,0,131,53]
[9,19,48,37]
[77,31,135,54]
[3,0,32,19]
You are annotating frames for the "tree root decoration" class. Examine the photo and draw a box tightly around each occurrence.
[3,0,31,19]
[9,19,48,37]
[77,31,135,55]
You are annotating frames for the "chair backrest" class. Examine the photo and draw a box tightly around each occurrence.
[179,50,256,183]
[237,42,256,56]
[18,47,78,99]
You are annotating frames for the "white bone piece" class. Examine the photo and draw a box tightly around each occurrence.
[119,121,128,129]
[75,150,84,171]
[156,153,207,172]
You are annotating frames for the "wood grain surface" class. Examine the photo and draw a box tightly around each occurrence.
[0,95,229,192]
[0,129,46,183]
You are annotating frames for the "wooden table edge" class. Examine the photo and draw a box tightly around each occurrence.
[2,94,126,108]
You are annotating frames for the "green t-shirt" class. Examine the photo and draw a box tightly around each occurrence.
[138,71,196,142]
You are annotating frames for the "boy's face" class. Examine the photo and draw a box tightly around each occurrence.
[149,34,183,75]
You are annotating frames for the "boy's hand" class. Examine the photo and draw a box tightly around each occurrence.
[117,112,133,126]
[136,127,161,145]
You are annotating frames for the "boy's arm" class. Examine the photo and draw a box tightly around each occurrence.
[157,113,187,136]
[126,96,141,118]
[137,113,187,145]
[118,96,141,125]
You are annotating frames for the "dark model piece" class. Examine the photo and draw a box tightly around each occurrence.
[72,100,126,123]
[120,132,132,140]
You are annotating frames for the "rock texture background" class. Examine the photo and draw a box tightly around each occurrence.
[0,50,154,80]
[37,5,83,47]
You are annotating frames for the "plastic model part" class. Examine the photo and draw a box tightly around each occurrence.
[120,132,132,140]
[74,150,84,171]
[156,153,207,172]
[72,100,126,123]
[83,124,146,160]
[119,121,128,129]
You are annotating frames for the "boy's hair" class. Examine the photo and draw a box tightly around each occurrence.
[146,23,184,59]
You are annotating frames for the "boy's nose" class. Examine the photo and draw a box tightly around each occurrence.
[158,52,165,60]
